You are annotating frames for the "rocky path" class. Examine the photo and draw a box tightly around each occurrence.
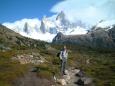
[65,69,80,86]
[56,68,93,86]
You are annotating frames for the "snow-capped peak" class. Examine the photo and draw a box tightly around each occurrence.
[3,11,88,42]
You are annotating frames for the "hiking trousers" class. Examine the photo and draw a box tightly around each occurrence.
[61,60,67,75]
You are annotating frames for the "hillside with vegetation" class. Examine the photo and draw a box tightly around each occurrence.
[51,44,115,86]
[0,24,115,86]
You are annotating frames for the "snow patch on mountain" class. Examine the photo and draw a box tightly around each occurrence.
[97,20,115,28]
[20,31,56,42]
[65,26,87,35]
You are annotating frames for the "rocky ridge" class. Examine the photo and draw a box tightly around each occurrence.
[53,25,115,50]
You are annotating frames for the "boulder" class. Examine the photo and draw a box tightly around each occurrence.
[57,79,67,86]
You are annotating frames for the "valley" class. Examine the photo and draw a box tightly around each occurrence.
[0,24,115,86]
[1,0,115,86]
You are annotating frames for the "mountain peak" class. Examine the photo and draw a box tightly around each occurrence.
[57,32,64,36]
[3,12,88,42]
[42,16,48,22]
[52,32,64,43]
[56,11,66,21]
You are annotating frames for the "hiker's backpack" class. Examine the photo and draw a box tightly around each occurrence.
[57,52,60,57]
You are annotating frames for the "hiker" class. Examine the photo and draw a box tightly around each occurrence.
[59,45,68,75]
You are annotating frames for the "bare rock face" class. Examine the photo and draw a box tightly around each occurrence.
[12,53,45,65]
[52,32,64,43]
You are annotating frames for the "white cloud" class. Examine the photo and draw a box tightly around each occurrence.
[3,18,41,32]
[3,18,41,28]
[51,0,115,25]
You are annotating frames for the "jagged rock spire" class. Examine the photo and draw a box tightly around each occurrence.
[24,22,29,34]
[40,20,46,33]
[56,11,65,21]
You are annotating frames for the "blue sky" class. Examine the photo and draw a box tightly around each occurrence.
[0,0,62,23]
